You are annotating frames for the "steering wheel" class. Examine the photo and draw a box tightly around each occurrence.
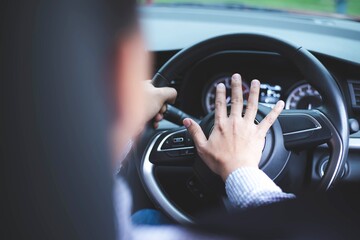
[138,34,349,224]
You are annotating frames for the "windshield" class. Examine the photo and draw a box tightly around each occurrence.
[141,0,360,19]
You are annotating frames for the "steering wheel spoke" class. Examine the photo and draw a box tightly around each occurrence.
[278,109,333,150]
[149,128,196,166]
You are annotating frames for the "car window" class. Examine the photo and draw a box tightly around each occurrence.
[140,0,360,20]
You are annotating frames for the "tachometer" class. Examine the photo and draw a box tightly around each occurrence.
[285,83,322,110]
[203,76,250,114]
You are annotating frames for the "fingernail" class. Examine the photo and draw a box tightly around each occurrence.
[183,119,191,128]
[217,83,225,89]
[278,100,285,108]
[252,79,260,86]
[232,73,241,81]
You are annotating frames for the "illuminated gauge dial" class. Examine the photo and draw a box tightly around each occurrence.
[203,76,250,114]
[285,83,322,110]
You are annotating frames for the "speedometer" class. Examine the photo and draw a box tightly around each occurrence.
[203,76,250,114]
[285,83,322,110]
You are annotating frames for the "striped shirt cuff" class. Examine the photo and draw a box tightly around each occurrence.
[225,167,295,209]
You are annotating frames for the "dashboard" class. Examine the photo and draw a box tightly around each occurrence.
[154,50,359,122]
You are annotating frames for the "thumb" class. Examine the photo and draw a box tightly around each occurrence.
[159,87,177,104]
[183,118,207,148]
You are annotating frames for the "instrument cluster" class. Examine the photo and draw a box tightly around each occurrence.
[202,75,322,114]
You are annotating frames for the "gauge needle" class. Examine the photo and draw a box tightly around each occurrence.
[308,103,312,109]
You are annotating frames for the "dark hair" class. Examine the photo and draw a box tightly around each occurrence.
[1,0,137,239]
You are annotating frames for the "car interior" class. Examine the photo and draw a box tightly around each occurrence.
[3,0,360,239]
[121,3,360,224]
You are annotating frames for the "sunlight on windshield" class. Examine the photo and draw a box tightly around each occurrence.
[141,0,360,18]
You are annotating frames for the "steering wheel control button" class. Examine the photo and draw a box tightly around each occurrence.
[161,139,172,150]
[187,177,206,201]
[173,137,184,144]
[151,130,196,165]
[168,132,186,148]
[158,129,195,152]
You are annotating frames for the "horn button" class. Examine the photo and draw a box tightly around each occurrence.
[191,104,290,195]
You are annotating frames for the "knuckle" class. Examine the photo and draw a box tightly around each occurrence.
[216,120,225,132]
[158,87,166,95]
[231,97,242,104]
[232,120,240,133]
[232,87,240,93]
[196,144,207,155]
[192,127,201,137]
[250,87,258,95]
[230,111,241,118]
[195,129,203,137]
[161,87,177,98]
[256,128,266,137]
[197,142,206,150]
[232,117,240,127]
[170,88,178,97]
[213,154,222,164]
[246,104,256,111]
[215,100,224,108]
[266,115,275,124]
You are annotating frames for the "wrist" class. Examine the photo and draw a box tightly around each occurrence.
[221,164,259,182]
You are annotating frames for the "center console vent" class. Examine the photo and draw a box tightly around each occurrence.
[348,80,360,110]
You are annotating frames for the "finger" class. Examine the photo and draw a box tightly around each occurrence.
[183,118,207,148]
[244,79,260,122]
[154,113,163,122]
[214,83,227,125]
[153,122,159,129]
[159,87,177,104]
[258,100,285,135]
[160,104,167,114]
[230,73,243,117]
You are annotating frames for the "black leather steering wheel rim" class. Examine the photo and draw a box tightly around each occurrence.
[141,33,349,223]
